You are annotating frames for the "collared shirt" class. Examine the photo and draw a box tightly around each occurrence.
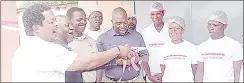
[140,23,170,73]
[84,28,107,40]
[68,34,98,56]
[12,36,77,82]
[96,27,149,81]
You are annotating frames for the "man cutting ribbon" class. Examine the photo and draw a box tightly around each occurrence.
[95,7,151,82]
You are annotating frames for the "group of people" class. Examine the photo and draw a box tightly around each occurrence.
[12,1,243,82]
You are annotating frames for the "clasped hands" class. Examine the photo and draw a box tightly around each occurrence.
[116,45,140,66]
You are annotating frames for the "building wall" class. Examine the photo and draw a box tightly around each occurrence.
[1,1,19,82]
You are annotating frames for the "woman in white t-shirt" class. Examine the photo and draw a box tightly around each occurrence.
[155,16,198,82]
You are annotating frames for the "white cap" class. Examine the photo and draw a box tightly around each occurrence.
[207,10,228,24]
[87,5,102,17]
[167,16,185,29]
[150,2,165,12]
[128,13,136,18]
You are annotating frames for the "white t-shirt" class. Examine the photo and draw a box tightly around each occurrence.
[84,28,106,40]
[156,40,197,82]
[197,36,243,82]
[141,23,171,73]
[12,36,77,82]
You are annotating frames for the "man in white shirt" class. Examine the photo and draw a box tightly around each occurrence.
[84,6,106,40]
[156,16,197,82]
[195,10,243,82]
[12,3,136,82]
[140,2,171,82]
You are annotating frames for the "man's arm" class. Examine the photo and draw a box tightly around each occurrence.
[138,33,151,76]
[195,61,204,82]
[191,47,198,80]
[67,46,124,71]
[191,64,198,80]
[141,56,161,82]
[141,55,151,77]
[232,43,243,82]
[234,60,243,82]
[160,64,165,79]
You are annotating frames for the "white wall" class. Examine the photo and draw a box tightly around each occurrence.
[135,1,243,45]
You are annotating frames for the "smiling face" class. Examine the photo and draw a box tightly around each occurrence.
[111,8,128,35]
[128,16,137,30]
[168,22,184,41]
[70,11,87,36]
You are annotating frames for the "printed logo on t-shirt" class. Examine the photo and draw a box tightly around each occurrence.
[201,53,225,59]
[149,43,165,47]
[164,54,187,60]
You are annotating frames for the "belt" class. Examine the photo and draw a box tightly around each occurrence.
[106,76,119,82]
[106,74,140,82]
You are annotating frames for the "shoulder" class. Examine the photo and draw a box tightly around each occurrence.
[141,24,153,34]
[98,29,112,39]
[225,36,241,45]
[131,31,143,37]
[224,36,243,50]
[198,38,211,48]
[48,42,70,52]
[184,40,197,48]
[97,29,112,42]
[85,34,95,41]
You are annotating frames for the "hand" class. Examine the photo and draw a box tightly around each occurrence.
[127,48,138,59]
[116,58,132,66]
[117,45,133,59]
[154,73,162,81]
[148,75,162,82]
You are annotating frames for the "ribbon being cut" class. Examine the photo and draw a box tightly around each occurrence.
[102,43,148,82]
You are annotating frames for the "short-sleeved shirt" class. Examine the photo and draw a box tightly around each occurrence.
[96,28,149,81]
[140,23,171,73]
[68,34,98,82]
[68,34,98,56]
[156,40,197,82]
[197,36,243,82]
[12,36,77,82]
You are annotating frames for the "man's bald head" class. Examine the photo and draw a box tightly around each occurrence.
[111,7,129,35]
[112,7,127,20]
